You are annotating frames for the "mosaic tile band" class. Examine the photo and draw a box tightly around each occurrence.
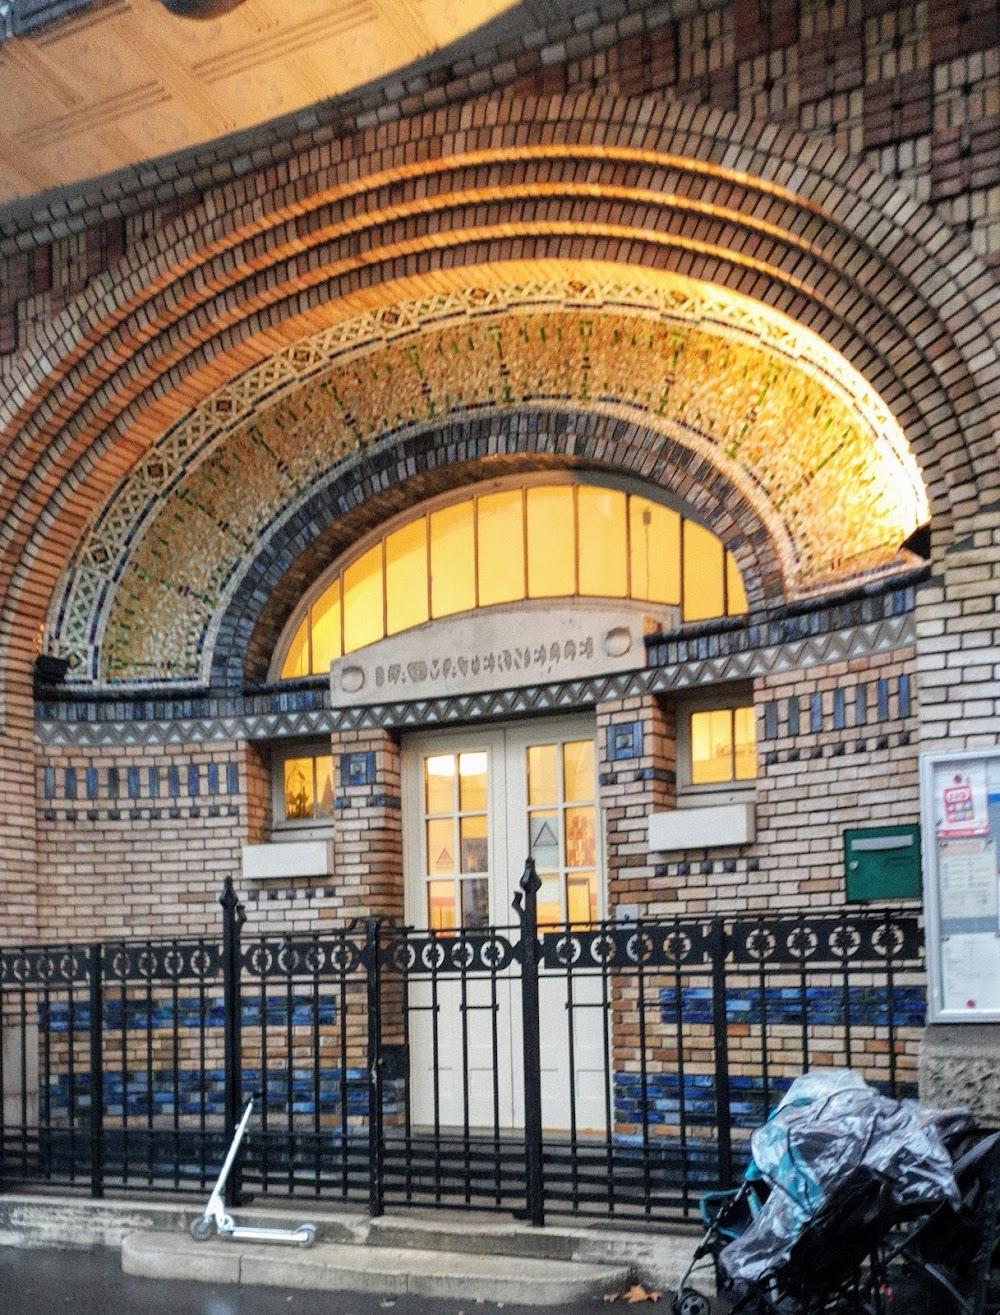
[46,267,927,689]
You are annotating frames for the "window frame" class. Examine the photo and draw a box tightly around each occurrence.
[675,687,758,802]
[269,472,750,683]
[269,738,336,839]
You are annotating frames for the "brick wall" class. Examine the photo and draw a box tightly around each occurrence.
[0,0,996,359]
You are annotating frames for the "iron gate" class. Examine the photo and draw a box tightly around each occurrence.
[0,866,925,1224]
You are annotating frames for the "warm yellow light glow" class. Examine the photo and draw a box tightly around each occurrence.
[726,551,748,615]
[690,707,757,785]
[343,544,384,652]
[280,620,310,680]
[478,490,525,606]
[578,487,627,597]
[277,479,750,676]
[430,502,475,618]
[527,486,575,598]
[683,521,725,622]
[310,578,342,672]
[386,519,428,636]
[630,498,680,605]
[734,706,757,780]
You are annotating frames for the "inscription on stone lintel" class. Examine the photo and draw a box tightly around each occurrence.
[330,604,671,708]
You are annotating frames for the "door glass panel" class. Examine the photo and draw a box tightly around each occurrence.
[567,872,597,927]
[537,877,562,931]
[529,811,560,872]
[460,814,488,873]
[428,880,456,930]
[527,744,557,806]
[386,519,428,636]
[425,754,455,813]
[460,878,489,930]
[478,490,525,606]
[430,502,475,618]
[526,486,575,597]
[458,752,488,811]
[427,818,454,876]
[565,806,595,869]
[563,740,594,803]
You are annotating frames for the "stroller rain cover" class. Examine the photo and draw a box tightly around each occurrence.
[720,1070,961,1283]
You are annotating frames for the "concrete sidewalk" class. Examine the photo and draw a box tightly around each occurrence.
[0,1244,714,1315]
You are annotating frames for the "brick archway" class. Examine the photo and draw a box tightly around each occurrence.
[1,90,998,712]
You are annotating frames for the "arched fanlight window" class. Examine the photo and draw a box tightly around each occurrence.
[277,481,747,680]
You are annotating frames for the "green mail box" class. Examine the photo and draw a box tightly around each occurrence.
[844,824,922,901]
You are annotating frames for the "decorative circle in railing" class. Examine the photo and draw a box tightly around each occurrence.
[163,948,185,980]
[828,923,863,960]
[479,935,510,971]
[589,933,618,965]
[450,938,476,971]
[746,926,777,962]
[552,935,583,967]
[246,943,274,978]
[786,925,819,961]
[420,940,447,972]
[327,939,360,976]
[626,932,654,964]
[871,922,906,959]
[190,946,215,977]
[136,949,156,979]
[277,942,300,976]
[303,944,324,975]
[662,929,693,965]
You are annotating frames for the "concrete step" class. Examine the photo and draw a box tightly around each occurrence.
[122,1230,634,1305]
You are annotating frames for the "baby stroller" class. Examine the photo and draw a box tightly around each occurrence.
[672,1070,974,1315]
[889,1123,1000,1314]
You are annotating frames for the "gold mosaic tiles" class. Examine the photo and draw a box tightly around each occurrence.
[46,267,929,687]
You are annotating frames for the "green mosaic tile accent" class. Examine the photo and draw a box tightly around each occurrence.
[46,271,927,687]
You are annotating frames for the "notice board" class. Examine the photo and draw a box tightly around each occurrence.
[920,749,1000,1022]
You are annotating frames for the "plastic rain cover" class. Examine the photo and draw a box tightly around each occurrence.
[720,1070,961,1282]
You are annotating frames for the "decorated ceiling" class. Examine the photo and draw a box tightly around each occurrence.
[46,262,929,689]
[0,0,515,203]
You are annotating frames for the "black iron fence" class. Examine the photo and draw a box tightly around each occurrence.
[0,866,925,1224]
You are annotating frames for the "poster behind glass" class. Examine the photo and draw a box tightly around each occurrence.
[923,752,1000,1020]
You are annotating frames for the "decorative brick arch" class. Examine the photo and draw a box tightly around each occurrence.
[1,90,997,711]
[211,407,785,690]
[46,268,924,688]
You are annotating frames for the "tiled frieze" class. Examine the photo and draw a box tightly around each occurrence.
[46,273,926,689]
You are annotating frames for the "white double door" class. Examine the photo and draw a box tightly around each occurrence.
[401,715,607,1133]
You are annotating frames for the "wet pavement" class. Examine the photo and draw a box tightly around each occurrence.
[0,1245,619,1315]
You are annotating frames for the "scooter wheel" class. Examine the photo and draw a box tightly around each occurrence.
[190,1216,214,1242]
[671,1290,712,1315]
[297,1224,317,1248]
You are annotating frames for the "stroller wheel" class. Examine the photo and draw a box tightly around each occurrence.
[671,1290,712,1315]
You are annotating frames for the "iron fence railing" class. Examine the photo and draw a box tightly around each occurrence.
[0,869,925,1223]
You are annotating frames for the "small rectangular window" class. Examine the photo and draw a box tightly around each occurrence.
[279,750,335,825]
[689,705,757,786]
